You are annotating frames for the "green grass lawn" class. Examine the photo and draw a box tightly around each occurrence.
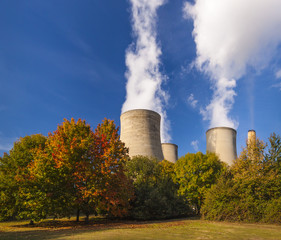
[0,217,281,240]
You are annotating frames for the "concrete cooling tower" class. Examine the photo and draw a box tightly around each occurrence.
[120,109,164,160]
[162,143,178,163]
[206,127,237,165]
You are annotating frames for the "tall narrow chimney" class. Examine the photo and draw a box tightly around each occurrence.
[247,130,256,145]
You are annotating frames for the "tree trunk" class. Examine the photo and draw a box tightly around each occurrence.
[85,213,89,223]
[76,209,80,222]
[195,203,201,215]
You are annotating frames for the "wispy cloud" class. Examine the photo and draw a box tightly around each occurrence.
[191,140,199,151]
[187,94,198,108]
[275,69,281,79]
[272,82,281,90]
[184,0,281,129]
[122,0,170,142]
[271,69,281,90]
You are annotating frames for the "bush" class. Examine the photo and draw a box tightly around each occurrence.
[262,198,281,224]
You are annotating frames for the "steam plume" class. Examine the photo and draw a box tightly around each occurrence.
[122,0,171,142]
[184,0,281,128]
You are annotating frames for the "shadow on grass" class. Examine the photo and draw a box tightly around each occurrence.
[0,228,107,240]
[0,217,200,240]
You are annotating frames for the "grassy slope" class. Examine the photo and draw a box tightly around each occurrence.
[0,218,281,240]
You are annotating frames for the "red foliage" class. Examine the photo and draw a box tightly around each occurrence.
[44,118,133,217]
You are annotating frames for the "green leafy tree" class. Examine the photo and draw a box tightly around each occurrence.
[0,134,47,222]
[266,133,281,173]
[26,146,75,221]
[201,170,237,221]
[174,152,225,214]
[125,156,190,220]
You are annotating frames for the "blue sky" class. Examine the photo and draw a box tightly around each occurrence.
[0,0,281,158]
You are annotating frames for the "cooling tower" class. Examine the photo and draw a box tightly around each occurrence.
[206,127,237,165]
[162,143,178,163]
[247,130,256,145]
[120,109,164,160]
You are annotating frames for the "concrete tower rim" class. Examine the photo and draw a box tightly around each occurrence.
[161,143,178,148]
[121,109,161,118]
[206,126,237,134]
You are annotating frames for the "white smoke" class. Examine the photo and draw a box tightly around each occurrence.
[184,0,281,128]
[122,0,171,142]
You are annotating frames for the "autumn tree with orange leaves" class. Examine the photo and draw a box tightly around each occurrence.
[46,118,100,221]
[94,119,134,218]
[29,118,133,222]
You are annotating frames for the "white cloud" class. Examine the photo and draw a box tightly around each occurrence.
[191,140,199,151]
[122,0,171,142]
[184,0,281,128]
[276,69,281,79]
[187,94,198,108]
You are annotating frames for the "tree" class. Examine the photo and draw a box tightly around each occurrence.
[174,152,225,214]
[231,138,273,202]
[0,134,47,222]
[94,119,134,219]
[266,133,281,173]
[125,156,190,220]
[43,118,98,221]
[159,159,175,179]
[31,118,133,222]
[201,170,237,221]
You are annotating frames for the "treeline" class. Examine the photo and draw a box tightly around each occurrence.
[0,118,280,223]
[0,118,224,222]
